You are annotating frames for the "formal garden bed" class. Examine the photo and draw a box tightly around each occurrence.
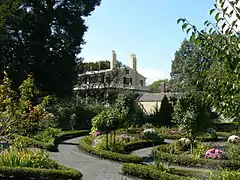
[151,139,240,170]
[10,129,89,152]
[79,128,164,163]
[0,147,82,179]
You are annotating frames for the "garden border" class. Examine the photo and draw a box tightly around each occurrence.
[12,130,90,152]
[152,144,240,170]
[0,166,82,180]
[121,163,195,180]
[78,136,143,163]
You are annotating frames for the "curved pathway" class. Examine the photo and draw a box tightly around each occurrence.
[49,137,227,180]
[49,137,140,180]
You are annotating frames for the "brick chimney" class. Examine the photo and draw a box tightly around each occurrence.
[111,50,117,69]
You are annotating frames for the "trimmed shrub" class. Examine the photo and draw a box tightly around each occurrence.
[0,166,82,180]
[124,140,164,153]
[209,169,240,180]
[11,130,89,152]
[79,136,143,163]
[152,145,240,170]
[121,163,195,180]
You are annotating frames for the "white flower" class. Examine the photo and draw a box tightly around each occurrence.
[179,138,191,144]
[143,128,156,134]
[228,135,240,143]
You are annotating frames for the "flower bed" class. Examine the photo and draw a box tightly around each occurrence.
[0,147,82,179]
[11,130,89,152]
[79,136,143,163]
[152,144,240,170]
[121,163,195,180]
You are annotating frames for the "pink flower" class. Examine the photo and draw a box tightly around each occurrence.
[205,148,226,160]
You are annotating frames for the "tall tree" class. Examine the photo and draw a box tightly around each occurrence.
[148,79,169,93]
[177,0,240,121]
[169,39,211,92]
[0,0,101,97]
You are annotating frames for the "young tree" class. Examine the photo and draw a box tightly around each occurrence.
[0,73,54,137]
[177,0,240,122]
[0,0,101,97]
[148,79,169,93]
[172,92,213,153]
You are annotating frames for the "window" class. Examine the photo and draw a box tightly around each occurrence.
[123,77,132,85]
[125,69,129,74]
[140,80,144,86]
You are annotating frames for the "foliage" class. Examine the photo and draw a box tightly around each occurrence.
[152,145,240,170]
[50,98,105,130]
[0,73,55,137]
[0,0,101,97]
[177,0,240,122]
[79,136,143,163]
[209,169,240,180]
[32,128,62,143]
[149,96,173,126]
[172,92,213,152]
[148,79,169,93]
[0,147,59,169]
[226,144,240,161]
[121,163,195,180]
[0,166,82,180]
[169,39,211,92]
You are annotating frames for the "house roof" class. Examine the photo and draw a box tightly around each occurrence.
[136,93,180,102]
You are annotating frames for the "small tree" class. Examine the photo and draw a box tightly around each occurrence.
[0,73,54,137]
[172,92,213,153]
[92,108,122,148]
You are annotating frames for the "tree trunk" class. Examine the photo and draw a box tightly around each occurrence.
[190,140,194,153]
[113,130,116,144]
[105,133,108,149]
[110,133,112,144]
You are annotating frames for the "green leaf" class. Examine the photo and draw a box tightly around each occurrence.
[177,18,182,24]
[215,12,220,21]
[186,28,191,34]
[209,8,215,15]
[182,23,188,31]
[204,20,209,26]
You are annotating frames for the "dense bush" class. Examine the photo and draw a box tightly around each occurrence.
[121,163,195,180]
[0,148,59,169]
[50,98,105,130]
[11,130,89,152]
[124,140,164,153]
[209,170,240,180]
[148,96,173,127]
[79,136,143,163]
[152,145,240,170]
[0,166,82,180]
[32,128,62,143]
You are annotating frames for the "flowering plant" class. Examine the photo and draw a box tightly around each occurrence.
[167,129,182,135]
[143,128,156,134]
[228,135,240,144]
[94,131,102,136]
[205,148,226,160]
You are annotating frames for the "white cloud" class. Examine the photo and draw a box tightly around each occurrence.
[138,68,170,85]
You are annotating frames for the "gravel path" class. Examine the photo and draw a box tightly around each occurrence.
[49,137,139,180]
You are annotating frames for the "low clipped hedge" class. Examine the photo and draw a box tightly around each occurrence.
[12,130,89,152]
[79,136,143,163]
[158,133,218,142]
[0,166,82,180]
[121,163,195,180]
[124,139,164,153]
[152,145,240,170]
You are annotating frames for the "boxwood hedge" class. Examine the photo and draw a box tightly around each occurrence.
[152,145,240,170]
[0,166,82,180]
[121,163,195,180]
[11,130,89,152]
[79,136,143,163]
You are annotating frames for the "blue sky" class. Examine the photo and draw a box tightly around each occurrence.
[80,0,214,85]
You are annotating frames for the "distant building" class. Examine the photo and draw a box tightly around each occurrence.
[136,93,179,114]
[74,50,149,92]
